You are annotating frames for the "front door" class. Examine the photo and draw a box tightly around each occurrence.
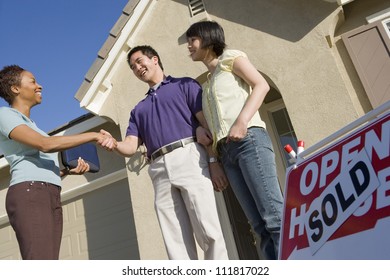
[223,186,260,259]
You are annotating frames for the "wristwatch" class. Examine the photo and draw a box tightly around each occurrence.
[208,156,219,163]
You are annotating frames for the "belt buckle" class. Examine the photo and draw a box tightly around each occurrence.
[161,146,169,155]
[151,137,194,162]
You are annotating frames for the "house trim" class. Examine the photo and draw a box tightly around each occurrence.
[322,0,355,5]
[366,7,390,23]
[0,115,112,225]
[0,168,128,226]
[78,0,152,118]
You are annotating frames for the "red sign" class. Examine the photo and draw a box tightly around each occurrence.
[280,112,390,259]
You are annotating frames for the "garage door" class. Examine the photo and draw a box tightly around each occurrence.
[61,178,138,260]
[0,178,138,260]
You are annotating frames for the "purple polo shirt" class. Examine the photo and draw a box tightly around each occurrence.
[126,76,202,157]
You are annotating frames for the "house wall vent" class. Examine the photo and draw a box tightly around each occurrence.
[188,0,206,17]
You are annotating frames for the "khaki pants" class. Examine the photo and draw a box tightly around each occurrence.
[148,142,228,260]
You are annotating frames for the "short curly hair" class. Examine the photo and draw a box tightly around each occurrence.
[0,65,25,105]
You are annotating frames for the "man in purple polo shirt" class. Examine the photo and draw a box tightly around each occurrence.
[100,45,229,260]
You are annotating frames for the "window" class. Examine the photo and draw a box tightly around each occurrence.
[383,18,390,39]
[260,89,296,190]
[270,107,297,167]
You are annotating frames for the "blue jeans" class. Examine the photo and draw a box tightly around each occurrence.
[219,127,284,259]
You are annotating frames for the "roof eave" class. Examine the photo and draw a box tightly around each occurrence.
[75,0,151,122]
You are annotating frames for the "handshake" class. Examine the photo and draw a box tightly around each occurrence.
[97,129,118,151]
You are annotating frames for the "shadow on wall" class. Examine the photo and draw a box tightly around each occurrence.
[126,146,149,175]
[173,0,338,42]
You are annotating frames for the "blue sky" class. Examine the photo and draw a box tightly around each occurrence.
[0,0,128,132]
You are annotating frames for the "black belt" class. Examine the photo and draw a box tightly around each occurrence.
[150,137,196,161]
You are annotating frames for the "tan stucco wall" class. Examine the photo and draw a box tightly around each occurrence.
[3,0,386,260]
[107,58,167,259]
[196,0,367,147]
[0,121,139,259]
[76,0,388,259]
[106,0,378,152]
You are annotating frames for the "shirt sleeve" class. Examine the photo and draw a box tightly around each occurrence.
[0,108,25,138]
[125,109,141,138]
[219,49,248,72]
[183,78,203,115]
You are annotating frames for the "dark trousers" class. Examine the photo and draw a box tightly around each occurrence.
[6,181,63,260]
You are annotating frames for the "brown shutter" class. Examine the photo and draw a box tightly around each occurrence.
[342,20,390,108]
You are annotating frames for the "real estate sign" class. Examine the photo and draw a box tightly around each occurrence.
[280,111,390,259]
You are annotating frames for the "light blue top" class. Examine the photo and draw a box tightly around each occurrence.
[0,107,61,187]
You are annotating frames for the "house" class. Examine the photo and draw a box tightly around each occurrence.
[0,0,389,260]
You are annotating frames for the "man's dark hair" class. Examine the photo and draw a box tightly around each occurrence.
[0,65,25,105]
[127,45,164,71]
[186,21,227,57]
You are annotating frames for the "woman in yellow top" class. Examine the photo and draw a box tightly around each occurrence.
[186,21,284,259]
